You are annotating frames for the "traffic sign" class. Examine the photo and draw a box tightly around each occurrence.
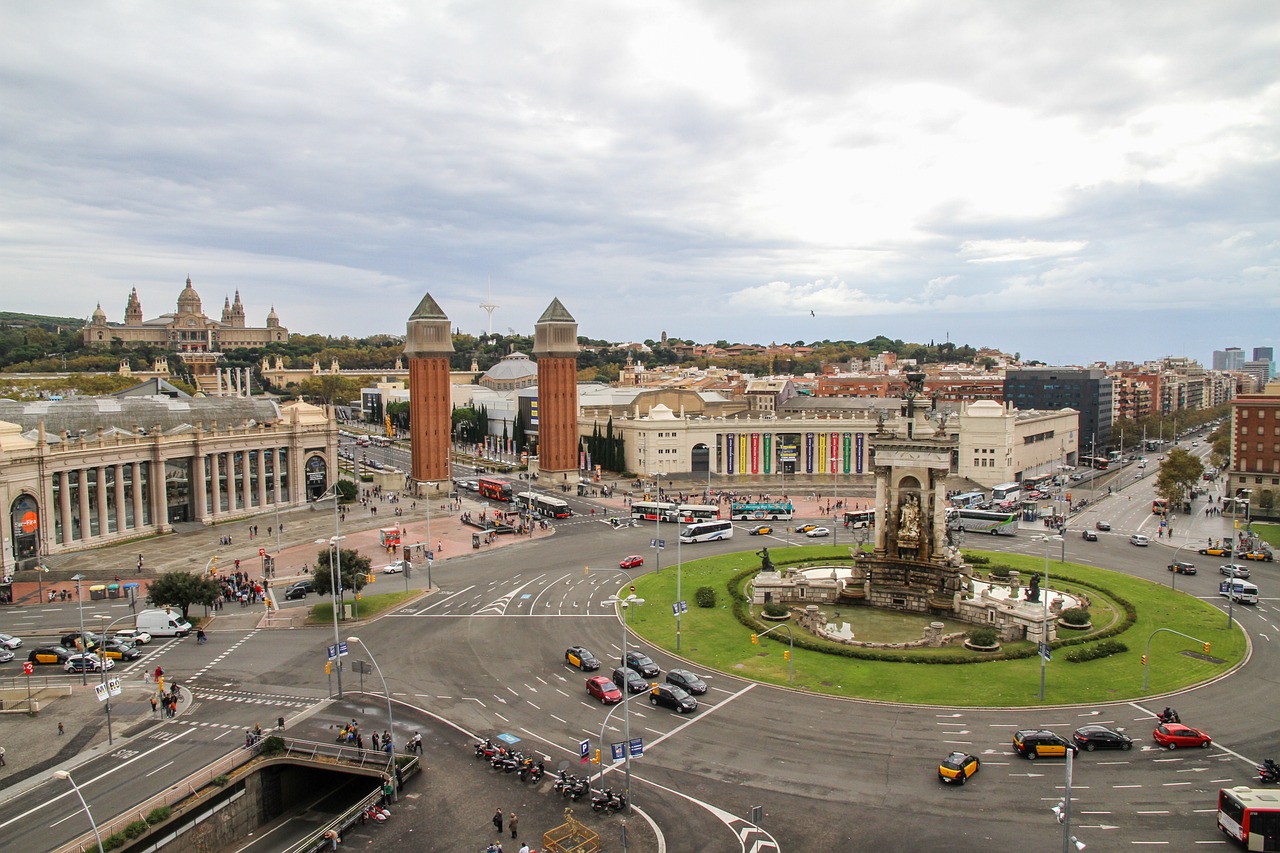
[610,742,625,762]
[1038,642,1052,661]
[23,661,33,675]
[108,677,123,697]
[259,548,266,557]
[629,737,643,757]
[579,739,590,763]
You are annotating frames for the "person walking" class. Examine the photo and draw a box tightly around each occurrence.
[0,744,6,766]
[492,808,503,834]
[509,811,518,839]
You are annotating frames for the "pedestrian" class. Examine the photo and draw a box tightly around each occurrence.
[509,812,518,839]
[137,554,144,574]
[371,732,380,751]
[518,844,529,853]
[493,808,503,833]
[151,696,158,715]
[58,721,65,736]
[322,829,339,850]
[411,731,422,754]
[0,744,5,766]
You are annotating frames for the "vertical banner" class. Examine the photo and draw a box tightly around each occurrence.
[817,433,827,474]
[855,433,864,474]
[750,433,760,474]
[739,434,748,475]
[830,432,839,474]
[726,433,736,475]
[805,432,814,474]
[763,433,772,475]
[843,433,852,475]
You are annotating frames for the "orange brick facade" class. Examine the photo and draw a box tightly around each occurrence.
[408,355,451,483]
[537,355,578,473]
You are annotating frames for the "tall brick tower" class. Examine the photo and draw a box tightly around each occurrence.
[533,298,579,476]
[404,292,454,489]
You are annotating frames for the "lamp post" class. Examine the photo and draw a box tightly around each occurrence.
[348,635,397,795]
[1034,534,1063,701]
[598,567,642,815]
[313,482,346,697]
[94,613,135,745]
[53,769,104,853]
[649,471,662,575]
[71,573,88,686]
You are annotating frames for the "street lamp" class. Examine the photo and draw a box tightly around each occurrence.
[71,573,88,686]
[313,482,347,697]
[649,471,662,575]
[53,769,104,853]
[599,569,643,815]
[347,635,397,795]
[94,613,135,745]
[1034,534,1064,701]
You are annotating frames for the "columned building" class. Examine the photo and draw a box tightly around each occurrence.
[404,293,454,490]
[0,393,335,573]
[533,298,580,476]
[83,277,287,351]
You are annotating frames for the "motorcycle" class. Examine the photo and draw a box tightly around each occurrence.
[591,788,627,813]
[474,738,497,760]
[1258,759,1280,784]
[491,750,521,773]
[519,759,545,783]
[553,771,589,799]
[1156,707,1180,725]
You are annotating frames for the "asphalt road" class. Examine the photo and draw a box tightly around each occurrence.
[3,436,1275,852]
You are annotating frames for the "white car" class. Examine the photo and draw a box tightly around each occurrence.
[65,652,114,673]
[0,633,23,650]
[382,560,409,574]
[805,527,831,538]
[1129,534,1150,546]
[112,629,151,646]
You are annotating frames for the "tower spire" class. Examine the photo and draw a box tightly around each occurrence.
[479,276,499,336]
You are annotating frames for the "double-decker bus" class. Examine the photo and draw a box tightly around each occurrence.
[946,508,1018,536]
[675,504,719,523]
[1152,498,1169,516]
[1218,786,1280,850]
[990,483,1023,505]
[631,500,677,522]
[729,501,795,521]
[842,508,876,529]
[477,478,513,502]
[950,491,986,509]
[1079,455,1110,471]
[678,519,735,543]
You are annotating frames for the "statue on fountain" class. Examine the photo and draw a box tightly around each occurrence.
[757,547,775,573]
[1027,573,1041,604]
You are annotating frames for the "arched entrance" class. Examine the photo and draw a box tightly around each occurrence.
[304,455,329,501]
[9,494,40,571]
[691,444,710,474]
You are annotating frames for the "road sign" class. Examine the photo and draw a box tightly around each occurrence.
[108,677,122,697]
[259,548,266,557]
[629,737,643,757]
[579,739,590,763]
[1038,642,1052,661]
[23,661,33,675]
[610,742,625,762]
[94,682,108,702]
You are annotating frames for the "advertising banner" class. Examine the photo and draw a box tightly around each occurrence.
[763,433,772,474]
[805,432,814,474]
[750,433,759,474]
[726,433,736,474]
[855,432,864,474]
[843,433,852,475]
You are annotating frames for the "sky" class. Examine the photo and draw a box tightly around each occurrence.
[1,1,1277,366]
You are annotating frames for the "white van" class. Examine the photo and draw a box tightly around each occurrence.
[1218,579,1259,605]
[136,608,193,637]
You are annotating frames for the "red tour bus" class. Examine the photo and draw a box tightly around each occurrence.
[1218,786,1280,850]
[477,478,513,502]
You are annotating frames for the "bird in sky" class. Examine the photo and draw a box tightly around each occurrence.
[810,310,815,317]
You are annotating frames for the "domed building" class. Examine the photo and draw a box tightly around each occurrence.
[479,351,539,392]
[83,276,287,352]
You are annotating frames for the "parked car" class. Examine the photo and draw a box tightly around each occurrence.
[1072,725,1133,751]
[619,555,645,569]
[1153,723,1212,749]
[622,650,660,678]
[1168,560,1197,575]
[1241,549,1274,562]
[805,527,831,538]
[1199,545,1232,557]
[1013,729,1078,759]
[665,669,707,695]
[1219,564,1251,578]
[585,675,622,705]
[1129,534,1150,547]
[565,646,600,671]
[938,751,981,784]
[649,683,698,713]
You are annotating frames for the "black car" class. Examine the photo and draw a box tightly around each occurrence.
[665,669,707,695]
[649,683,697,713]
[611,666,650,694]
[1168,560,1197,575]
[1012,729,1078,759]
[565,646,600,671]
[1095,521,1111,531]
[28,645,71,666]
[60,631,102,651]
[622,650,660,678]
[1081,530,1098,542]
[1072,725,1133,751]
[283,581,313,600]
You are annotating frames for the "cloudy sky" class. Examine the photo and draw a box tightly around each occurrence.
[2,2,1277,365]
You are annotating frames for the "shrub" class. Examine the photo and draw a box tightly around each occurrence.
[967,627,999,646]
[210,775,229,788]
[989,565,1012,579]
[762,602,789,618]
[1060,607,1091,626]
[146,806,171,825]
[260,735,286,756]
[123,820,150,839]
[965,554,990,566]
[1064,639,1128,663]
[695,586,716,608]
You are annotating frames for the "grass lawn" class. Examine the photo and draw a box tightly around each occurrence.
[1254,521,1280,549]
[306,591,418,624]
[621,547,1245,707]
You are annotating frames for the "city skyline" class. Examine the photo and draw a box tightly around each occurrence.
[1,2,1276,366]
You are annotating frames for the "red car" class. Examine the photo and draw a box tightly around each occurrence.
[1153,723,1212,749]
[586,676,622,705]
[619,555,644,569]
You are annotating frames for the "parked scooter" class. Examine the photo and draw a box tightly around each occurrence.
[1258,759,1280,784]
[518,759,545,783]
[474,738,498,760]
[492,750,522,773]
[591,788,628,813]
[1156,707,1180,725]
[554,771,590,799]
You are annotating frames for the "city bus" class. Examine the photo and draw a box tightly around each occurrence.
[533,494,571,519]
[1218,786,1280,850]
[477,478,513,502]
[990,483,1023,504]
[1020,475,1052,492]
[675,504,720,523]
[1152,498,1169,516]
[678,519,735,543]
[729,501,795,520]
[950,491,986,509]
[946,508,1019,536]
[1079,455,1110,471]
[631,500,678,522]
[842,508,876,529]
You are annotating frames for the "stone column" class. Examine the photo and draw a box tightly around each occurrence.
[226,452,239,512]
[210,452,222,517]
[271,448,282,506]
[256,448,267,508]
[131,462,144,529]
[96,466,109,538]
[76,469,91,541]
[113,464,127,533]
[404,292,454,488]
[873,469,888,556]
[59,471,73,545]
[241,451,252,511]
[193,452,208,521]
[152,456,170,534]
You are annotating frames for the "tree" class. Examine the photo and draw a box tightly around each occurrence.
[312,547,372,596]
[1155,448,1204,506]
[145,571,221,621]
[298,374,360,406]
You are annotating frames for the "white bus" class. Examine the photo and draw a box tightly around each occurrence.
[1218,579,1258,604]
[842,508,876,529]
[990,482,1022,505]
[679,520,735,543]
[675,504,720,523]
[950,491,986,509]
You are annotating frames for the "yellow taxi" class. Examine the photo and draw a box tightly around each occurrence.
[938,752,981,784]
[1013,729,1078,760]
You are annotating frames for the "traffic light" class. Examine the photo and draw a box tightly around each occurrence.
[325,661,332,675]
[784,650,791,661]
[593,748,601,764]
[751,633,758,645]
[1203,642,1211,654]
[210,557,218,576]
[1141,654,1147,666]
[367,572,376,583]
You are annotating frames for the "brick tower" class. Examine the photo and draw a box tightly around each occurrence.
[404,292,454,489]
[533,298,579,476]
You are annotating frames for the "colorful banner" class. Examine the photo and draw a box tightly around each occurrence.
[726,433,736,475]
[750,433,759,474]
[763,433,772,474]
[805,432,814,474]
[842,433,852,475]
[855,433,864,474]
[830,433,839,474]
[817,432,827,474]
[739,434,748,475]
[529,398,539,426]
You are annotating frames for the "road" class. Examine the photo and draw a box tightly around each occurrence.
[3,434,1274,851]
